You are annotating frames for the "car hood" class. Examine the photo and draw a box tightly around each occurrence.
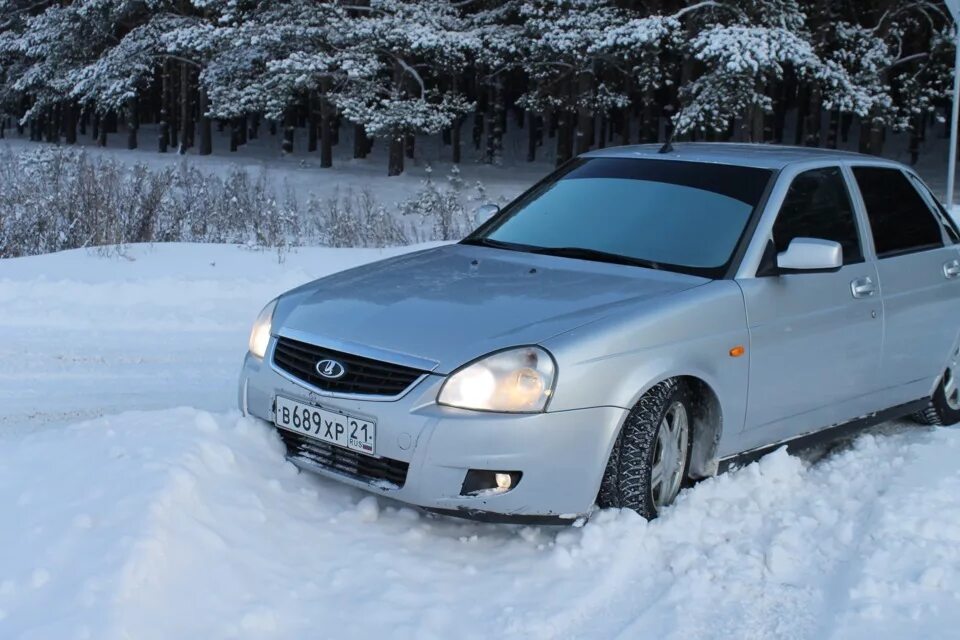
[275,244,708,374]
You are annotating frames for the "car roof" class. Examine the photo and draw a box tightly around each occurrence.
[582,142,905,170]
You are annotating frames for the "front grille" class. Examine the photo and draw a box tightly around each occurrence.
[273,337,426,396]
[278,428,409,487]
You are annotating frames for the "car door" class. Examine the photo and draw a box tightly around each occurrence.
[737,166,883,446]
[849,166,960,404]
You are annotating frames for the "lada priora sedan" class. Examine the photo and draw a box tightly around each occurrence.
[239,143,960,523]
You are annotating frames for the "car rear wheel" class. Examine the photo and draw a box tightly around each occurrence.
[598,379,692,520]
[914,345,960,426]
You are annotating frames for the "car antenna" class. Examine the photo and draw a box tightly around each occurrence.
[658,128,676,154]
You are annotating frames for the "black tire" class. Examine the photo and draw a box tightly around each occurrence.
[913,365,960,427]
[598,379,692,520]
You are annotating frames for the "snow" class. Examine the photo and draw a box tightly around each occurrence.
[2,243,960,639]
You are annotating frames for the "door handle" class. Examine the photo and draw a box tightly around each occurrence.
[944,259,960,279]
[850,276,876,298]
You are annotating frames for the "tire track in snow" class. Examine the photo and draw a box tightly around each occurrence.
[518,429,937,640]
[823,426,960,640]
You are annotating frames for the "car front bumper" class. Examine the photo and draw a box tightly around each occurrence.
[239,350,627,523]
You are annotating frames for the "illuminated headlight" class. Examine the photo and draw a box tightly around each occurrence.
[248,299,278,359]
[438,347,557,413]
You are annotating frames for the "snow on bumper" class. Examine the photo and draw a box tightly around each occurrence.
[239,351,626,521]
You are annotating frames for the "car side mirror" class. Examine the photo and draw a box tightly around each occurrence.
[776,237,843,274]
[476,203,500,223]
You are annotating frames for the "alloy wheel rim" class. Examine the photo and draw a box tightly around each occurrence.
[650,400,689,510]
[945,347,960,411]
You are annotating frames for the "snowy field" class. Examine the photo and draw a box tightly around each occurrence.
[1,243,960,640]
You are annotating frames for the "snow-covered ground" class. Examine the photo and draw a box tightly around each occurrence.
[2,243,959,639]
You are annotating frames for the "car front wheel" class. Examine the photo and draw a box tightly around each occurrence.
[598,379,692,519]
[914,345,960,426]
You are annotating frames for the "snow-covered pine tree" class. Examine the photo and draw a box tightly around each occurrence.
[517,0,631,164]
[188,0,347,161]
[0,0,121,144]
[674,0,820,141]
[331,0,475,176]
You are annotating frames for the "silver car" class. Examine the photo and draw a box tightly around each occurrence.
[239,143,960,523]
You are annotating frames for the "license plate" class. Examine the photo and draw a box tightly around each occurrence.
[274,395,376,456]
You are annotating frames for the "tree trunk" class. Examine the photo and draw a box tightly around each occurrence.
[802,86,821,147]
[388,134,404,176]
[169,67,179,150]
[747,101,764,142]
[159,60,170,152]
[621,105,632,146]
[869,123,885,156]
[91,113,99,142]
[230,118,239,152]
[64,103,77,144]
[198,88,212,155]
[236,114,247,146]
[353,124,367,159]
[493,80,505,162]
[556,110,573,166]
[472,108,483,151]
[909,116,921,165]
[97,113,108,147]
[826,109,840,149]
[527,111,538,162]
[307,91,318,153]
[452,117,461,164]
[282,108,295,154]
[772,82,788,143]
[794,84,808,146]
[841,113,853,143]
[405,134,415,159]
[127,96,138,150]
[50,106,60,143]
[574,70,593,154]
[642,91,658,142]
[249,113,260,140]
[320,80,333,168]
[178,62,191,154]
[483,81,504,164]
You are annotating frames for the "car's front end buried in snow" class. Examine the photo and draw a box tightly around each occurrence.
[239,343,626,523]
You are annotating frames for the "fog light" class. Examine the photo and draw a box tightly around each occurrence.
[460,470,522,496]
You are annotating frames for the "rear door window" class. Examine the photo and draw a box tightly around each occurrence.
[852,167,945,258]
[772,166,863,265]
[906,173,960,244]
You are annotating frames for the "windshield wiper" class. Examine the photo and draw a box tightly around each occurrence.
[525,246,662,270]
[462,238,663,271]
[460,237,538,251]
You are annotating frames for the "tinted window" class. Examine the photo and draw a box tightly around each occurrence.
[907,173,960,244]
[471,158,772,277]
[773,167,862,264]
[853,167,944,258]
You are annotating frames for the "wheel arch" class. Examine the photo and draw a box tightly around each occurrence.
[675,375,723,478]
[619,372,724,479]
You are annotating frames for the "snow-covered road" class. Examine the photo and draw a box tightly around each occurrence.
[1,244,958,640]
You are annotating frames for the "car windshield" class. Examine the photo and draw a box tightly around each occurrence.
[465,157,773,277]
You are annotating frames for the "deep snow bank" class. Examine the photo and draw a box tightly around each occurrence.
[0,409,957,640]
